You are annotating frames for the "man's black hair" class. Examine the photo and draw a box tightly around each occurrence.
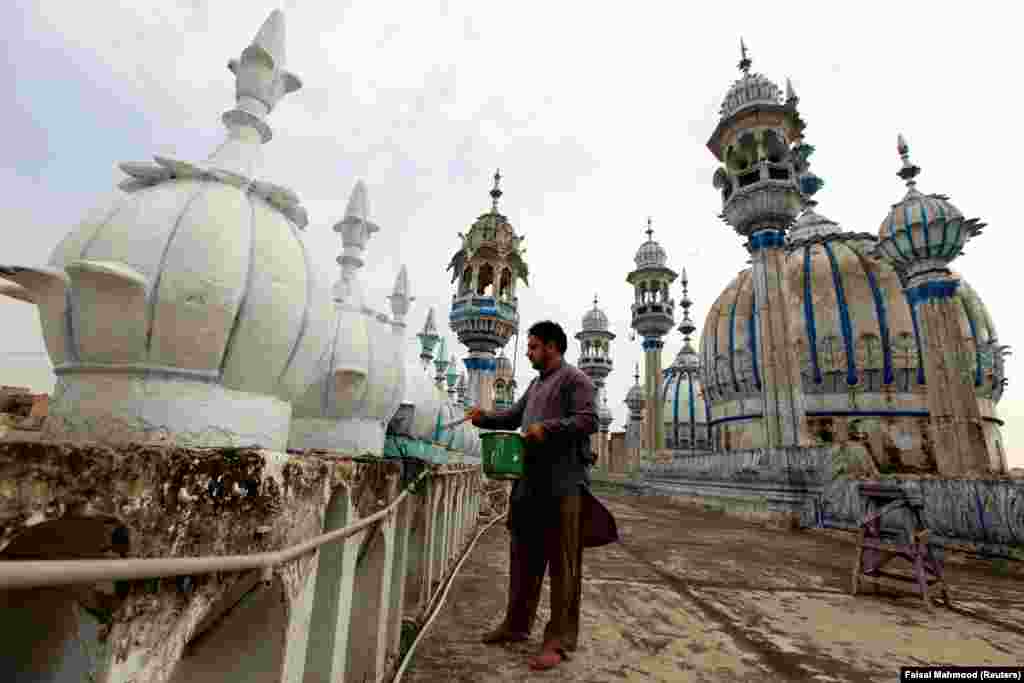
[527,320,567,355]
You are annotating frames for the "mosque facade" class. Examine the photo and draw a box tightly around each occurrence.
[625,42,1009,478]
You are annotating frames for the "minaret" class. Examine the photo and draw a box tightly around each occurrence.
[417,308,440,370]
[456,372,468,409]
[624,364,646,470]
[433,337,449,388]
[674,268,703,451]
[873,135,993,475]
[494,349,515,409]
[597,391,614,468]
[447,170,528,410]
[576,294,616,466]
[627,219,676,458]
[707,41,808,448]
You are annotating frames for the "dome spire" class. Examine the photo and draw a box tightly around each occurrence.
[738,38,752,75]
[490,168,503,212]
[897,133,921,189]
[645,216,654,241]
[634,362,640,384]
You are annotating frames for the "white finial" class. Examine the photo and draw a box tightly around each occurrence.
[785,77,797,103]
[224,10,302,143]
[896,133,921,187]
[332,180,380,303]
[388,264,413,324]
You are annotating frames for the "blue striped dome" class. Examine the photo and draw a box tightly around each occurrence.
[700,229,1003,407]
[660,365,710,449]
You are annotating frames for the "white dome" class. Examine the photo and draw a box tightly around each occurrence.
[634,239,668,269]
[0,12,333,450]
[582,303,609,332]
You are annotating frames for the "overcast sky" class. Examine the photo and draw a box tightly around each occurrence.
[2,1,1020,467]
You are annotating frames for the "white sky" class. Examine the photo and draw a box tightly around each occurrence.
[2,1,1021,468]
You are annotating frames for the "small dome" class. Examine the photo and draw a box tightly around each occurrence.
[720,71,784,120]
[875,135,983,270]
[789,204,844,242]
[625,382,644,412]
[671,340,701,373]
[634,238,668,269]
[582,298,610,332]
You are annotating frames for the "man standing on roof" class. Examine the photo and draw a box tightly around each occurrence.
[466,320,618,671]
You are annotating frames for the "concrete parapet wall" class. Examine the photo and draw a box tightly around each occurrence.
[0,439,486,683]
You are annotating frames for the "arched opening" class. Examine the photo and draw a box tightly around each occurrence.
[346,528,387,683]
[169,576,288,683]
[498,268,512,300]
[762,129,787,163]
[303,486,350,683]
[0,516,126,682]
[476,263,494,296]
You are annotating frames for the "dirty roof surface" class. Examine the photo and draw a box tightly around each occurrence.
[404,494,1024,682]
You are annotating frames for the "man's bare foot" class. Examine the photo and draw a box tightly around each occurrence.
[527,649,564,670]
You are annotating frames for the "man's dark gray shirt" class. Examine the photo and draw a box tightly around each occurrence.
[477,361,599,512]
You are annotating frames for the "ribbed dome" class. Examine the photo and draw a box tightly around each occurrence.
[660,365,710,448]
[634,238,668,269]
[582,303,610,332]
[699,232,1004,407]
[625,382,644,411]
[875,135,983,271]
[720,71,784,120]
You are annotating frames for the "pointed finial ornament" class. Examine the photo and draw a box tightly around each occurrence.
[738,38,752,75]
[490,169,503,212]
[388,264,414,325]
[645,217,654,241]
[634,362,640,384]
[224,10,302,143]
[593,293,599,307]
[786,77,798,104]
[897,133,921,188]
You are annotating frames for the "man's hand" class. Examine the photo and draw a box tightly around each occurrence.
[465,407,485,426]
[523,423,545,443]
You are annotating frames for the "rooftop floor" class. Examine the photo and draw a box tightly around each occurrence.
[404,492,1024,682]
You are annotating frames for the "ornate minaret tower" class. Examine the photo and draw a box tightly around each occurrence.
[597,392,614,468]
[627,219,676,456]
[674,268,703,450]
[447,171,529,410]
[417,308,440,370]
[494,349,515,410]
[707,40,809,448]
[433,337,449,388]
[456,372,468,409]
[873,135,993,475]
[576,294,616,466]
[624,364,646,469]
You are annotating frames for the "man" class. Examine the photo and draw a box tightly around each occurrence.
[466,320,616,671]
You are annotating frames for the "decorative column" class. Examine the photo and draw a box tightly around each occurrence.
[417,308,440,370]
[445,355,459,404]
[873,135,990,475]
[433,337,449,388]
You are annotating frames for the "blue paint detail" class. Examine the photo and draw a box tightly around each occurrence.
[822,242,858,386]
[961,295,983,387]
[673,372,682,442]
[908,301,926,385]
[704,390,713,443]
[887,210,911,262]
[642,337,664,351]
[935,199,948,258]
[859,245,895,385]
[728,287,740,393]
[749,295,761,389]
[463,357,497,372]
[687,374,697,444]
[905,195,920,259]
[907,280,958,305]
[705,409,1004,429]
[803,245,822,384]
[920,196,930,258]
[748,229,786,251]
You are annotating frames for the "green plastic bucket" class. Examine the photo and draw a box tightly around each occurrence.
[480,431,525,480]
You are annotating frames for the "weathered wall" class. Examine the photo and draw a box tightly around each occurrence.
[0,440,481,683]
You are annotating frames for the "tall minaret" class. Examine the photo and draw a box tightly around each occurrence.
[447,170,528,410]
[624,364,646,470]
[707,40,808,448]
[576,294,616,466]
[673,268,703,450]
[445,354,459,403]
[627,219,676,458]
[873,135,993,475]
